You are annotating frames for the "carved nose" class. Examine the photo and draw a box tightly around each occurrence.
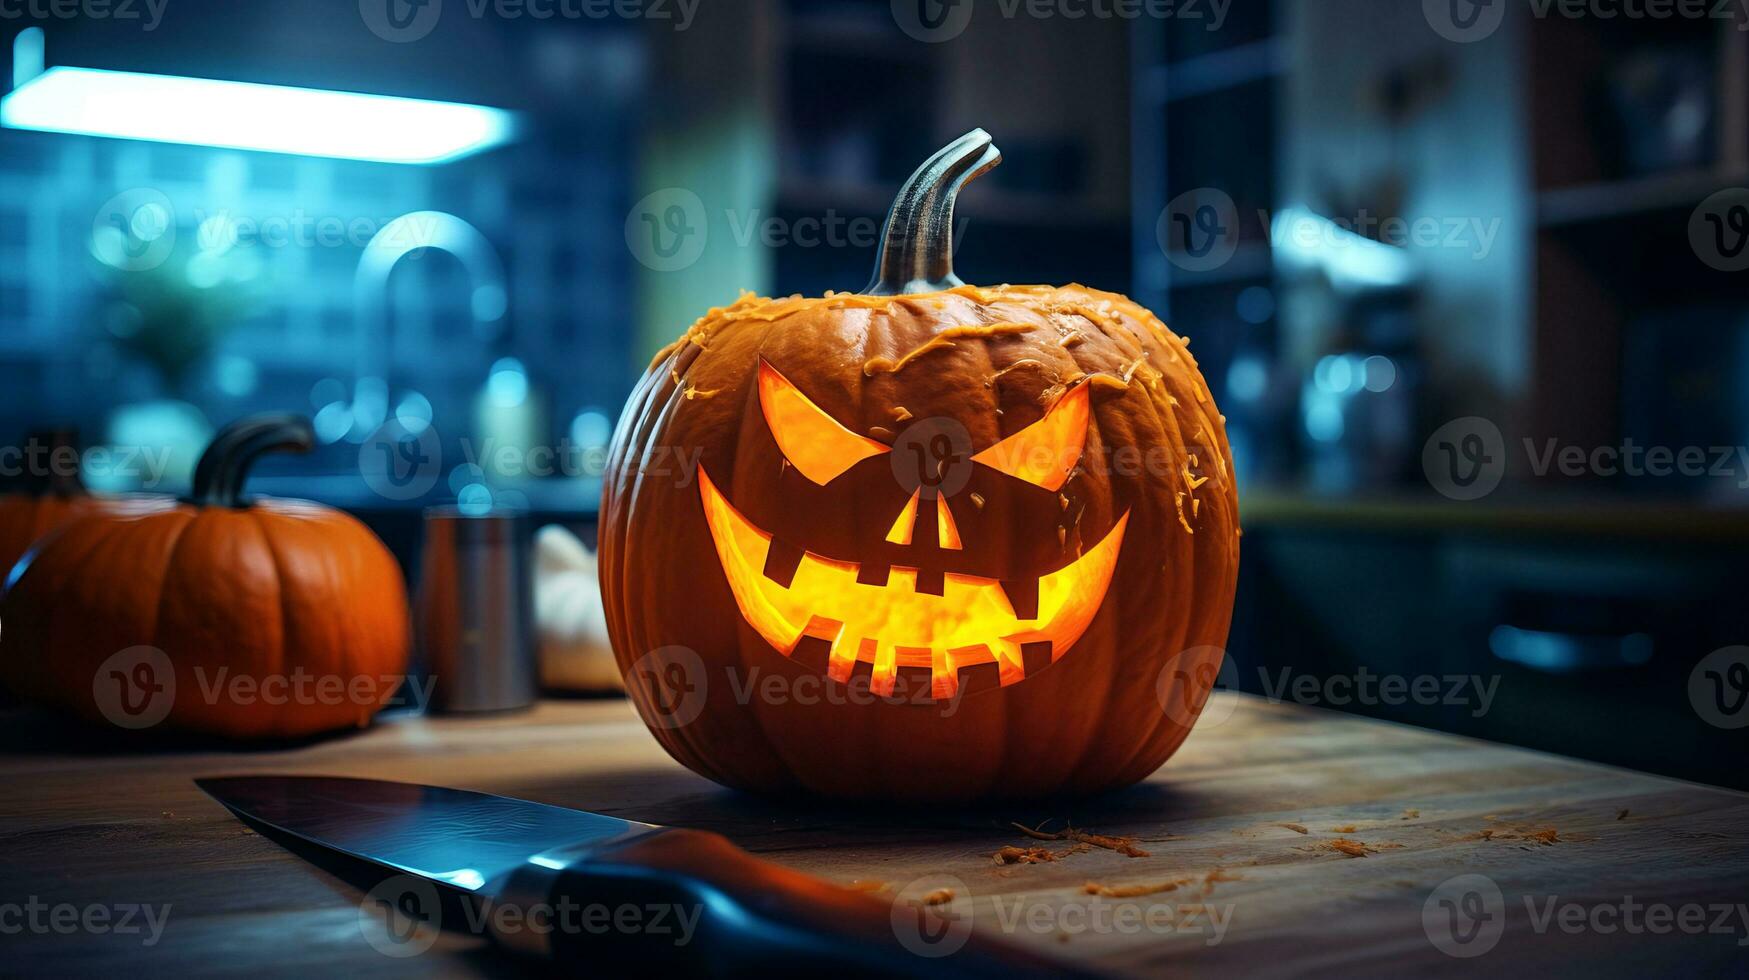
[884,491,962,550]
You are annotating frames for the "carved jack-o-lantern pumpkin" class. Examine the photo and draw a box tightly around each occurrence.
[601,131,1239,802]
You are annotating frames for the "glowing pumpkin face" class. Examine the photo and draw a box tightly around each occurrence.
[698,361,1125,702]
[600,130,1239,803]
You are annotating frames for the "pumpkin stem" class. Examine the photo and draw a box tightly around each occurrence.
[863,129,1001,296]
[190,414,315,508]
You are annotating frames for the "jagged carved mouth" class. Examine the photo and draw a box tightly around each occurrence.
[697,468,1127,702]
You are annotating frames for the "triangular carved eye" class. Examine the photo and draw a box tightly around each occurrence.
[971,384,1089,491]
[758,360,889,485]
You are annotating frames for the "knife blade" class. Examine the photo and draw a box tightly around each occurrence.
[198,775,1096,978]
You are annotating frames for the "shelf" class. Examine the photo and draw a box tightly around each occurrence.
[1537,168,1749,227]
[1144,37,1287,104]
[1242,488,1749,540]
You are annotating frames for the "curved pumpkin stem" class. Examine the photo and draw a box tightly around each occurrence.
[190,414,315,508]
[863,129,1001,296]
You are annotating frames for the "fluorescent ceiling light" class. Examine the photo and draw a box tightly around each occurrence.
[1,66,515,165]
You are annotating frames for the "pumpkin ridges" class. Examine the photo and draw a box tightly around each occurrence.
[253,509,303,737]
[1104,315,1239,788]
[634,377,724,782]
[1085,381,1201,792]
[255,505,409,735]
[255,514,314,735]
[1,510,112,701]
[598,349,672,663]
[62,510,195,725]
[3,495,410,739]
[0,494,89,582]
[1128,298,1237,780]
[605,284,1240,801]
[621,366,770,790]
[991,354,1178,796]
[155,509,283,737]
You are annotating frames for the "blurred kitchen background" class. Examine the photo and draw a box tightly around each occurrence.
[2,0,1746,786]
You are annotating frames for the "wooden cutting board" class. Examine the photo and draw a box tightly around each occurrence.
[3,694,1746,977]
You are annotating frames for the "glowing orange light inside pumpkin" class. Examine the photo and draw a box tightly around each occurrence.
[885,489,921,545]
[698,467,1126,700]
[971,383,1089,491]
[758,360,889,485]
[937,498,963,550]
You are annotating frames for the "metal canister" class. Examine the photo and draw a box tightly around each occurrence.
[416,507,537,712]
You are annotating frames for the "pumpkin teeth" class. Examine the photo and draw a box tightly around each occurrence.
[697,467,1127,704]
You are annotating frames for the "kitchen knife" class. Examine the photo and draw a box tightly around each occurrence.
[197,775,1096,978]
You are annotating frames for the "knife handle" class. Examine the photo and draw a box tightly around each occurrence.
[499,826,1095,978]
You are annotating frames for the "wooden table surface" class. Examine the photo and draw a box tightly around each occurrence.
[5,693,1747,978]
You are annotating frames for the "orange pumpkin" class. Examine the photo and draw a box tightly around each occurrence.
[0,414,411,738]
[0,429,102,581]
[600,131,1240,802]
